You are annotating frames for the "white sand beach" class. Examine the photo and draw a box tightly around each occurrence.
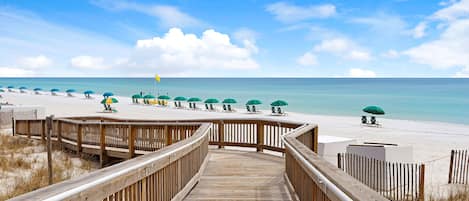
[1,91,469,196]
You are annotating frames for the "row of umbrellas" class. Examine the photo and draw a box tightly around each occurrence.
[131,94,289,107]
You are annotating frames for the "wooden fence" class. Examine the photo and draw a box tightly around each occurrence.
[284,125,387,201]
[448,149,469,184]
[338,153,425,201]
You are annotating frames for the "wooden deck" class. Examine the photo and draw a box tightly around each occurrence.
[184,149,292,201]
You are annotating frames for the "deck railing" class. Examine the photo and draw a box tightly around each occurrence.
[10,121,211,201]
[11,116,389,201]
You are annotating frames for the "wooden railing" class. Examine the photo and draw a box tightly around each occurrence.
[284,124,388,201]
[12,116,390,201]
[448,149,469,184]
[10,121,211,201]
[338,153,425,201]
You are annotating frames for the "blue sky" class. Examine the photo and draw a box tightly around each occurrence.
[1,0,469,77]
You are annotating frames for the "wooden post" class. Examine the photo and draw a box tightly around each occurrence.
[165,125,171,146]
[27,120,31,138]
[11,117,15,136]
[448,150,455,184]
[419,164,425,201]
[57,120,62,150]
[337,153,342,169]
[128,125,136,158]
[46,115,54,185]
[218,121,224,149]
[312,126,318,153]
[77,124,82,154]
[256,122,264,152]
[41,120,46,141]
[99,123,107,168]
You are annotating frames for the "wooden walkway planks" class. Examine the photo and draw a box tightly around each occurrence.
[184,149,292,201]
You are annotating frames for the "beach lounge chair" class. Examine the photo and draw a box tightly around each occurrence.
[271,107,276,114]
[228,105,232,111]
[371,116,378,125]
[361,116,367,124]
[210,104,214,111]
[277,107,283,115]
[174,102,178,107]
[252,105,257,113]
[223,104,227,111]
[246,105,251,113]
[205,104,209,110]
[178,102,182,108]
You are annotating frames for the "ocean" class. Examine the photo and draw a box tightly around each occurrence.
[1,78,468,125]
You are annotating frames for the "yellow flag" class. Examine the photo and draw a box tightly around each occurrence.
[155,74,160,82]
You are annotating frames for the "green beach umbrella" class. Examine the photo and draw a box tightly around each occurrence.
[270,100,288,107]
[363,106,385,115]
[174,96,187,101]
[158,95,171,100]
[19,86,27,90]
[66,89,76,93]
[132,94,143,99]
[188,97,202,102]
[7,86,14,89]
[204,98,219,104]
[34,88,42,91]
[51,88,60,92]
[143,94,156,99]
[101,97,118,104]
[0,89,4,92]
[246,99,262,105]
[222,98,237,104]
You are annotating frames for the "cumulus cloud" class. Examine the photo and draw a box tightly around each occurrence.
[233,28,259,53]
[313,38,372,61]
[129,28,259,73]
[266,2,336,23]
[18,55,52,69]
[296,52,318,66]
[92,0,201,28]
[413,22,427,38]
[0,67,34,77]
[70,56,109,70]
[432,0,469,21]
[348,68,377,77]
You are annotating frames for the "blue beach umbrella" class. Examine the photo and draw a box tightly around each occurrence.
[7,86,14,89]
[66,89,76,93]
[103,92,114,97]
[84,90,94,95]
[50,88,60,92]
[34,88,42,91]
[19,86,27,90]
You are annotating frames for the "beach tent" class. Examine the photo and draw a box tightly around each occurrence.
[271,100,288,115]
[188,97,202,109]
[19,87,27,93]
[174,96,187,108]
[222,98,237,111]
[204,98,219,110]
[84,90,94,99]
[246,99,262,113]
[66,89,76,97]
[51,88,60,96]
[143,94,156,104]
[132,94,143,103]
[103,92,114,98]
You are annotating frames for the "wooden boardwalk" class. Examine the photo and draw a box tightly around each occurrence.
[184,149,292,201]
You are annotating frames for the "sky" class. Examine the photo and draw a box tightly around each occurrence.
[1,0,469,77]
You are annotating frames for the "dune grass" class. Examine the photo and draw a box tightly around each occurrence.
[0,133,97,200]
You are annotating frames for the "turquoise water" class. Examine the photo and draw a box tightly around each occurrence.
[1,78,468,125]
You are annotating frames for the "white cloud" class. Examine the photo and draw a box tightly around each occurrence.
[0,67,34,77]
[432,0,469,21]
[404,19,469,70]
[350,13,408,36]
[348,68,377,77]
[413,22,427,38]
[233,28,259,53]
[296,52,318,66]
[313,38,372,61]
[92,0,201,28]
[18,55,52,69]
[130,28,259,73]
[382,49,400,59]
[266,2,336,23]
[70,56,109,70]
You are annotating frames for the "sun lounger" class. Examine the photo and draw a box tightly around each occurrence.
[223,104,227,111]
[228,105,232,111]
[361,116,367,124]
[205,104,209,110]
[371,116,377,125]
[252,105,257,113]
[246,105,251,113]
[271,107,276,114]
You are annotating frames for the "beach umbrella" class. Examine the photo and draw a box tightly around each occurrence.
[7,86,14,89]
[204,98,219,104]
[132,94,143,99]
[143,94,156,99]
[188,97,202,102]
[84,90,94,95]
[19,86,27,90]
[0,89,4,92]
[51,88,60,92]
[174,96,187,101]
[246,99,262,105]
[222,98,237,104]
[270,100,288,107]
[103,92,114,97]
[66,89,76,93]
[363,106,385,115]
[34,88,42,91]
[101,97,118,104]
[158,95,171,100]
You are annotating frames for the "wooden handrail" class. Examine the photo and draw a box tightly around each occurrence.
[9,123,211,201]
